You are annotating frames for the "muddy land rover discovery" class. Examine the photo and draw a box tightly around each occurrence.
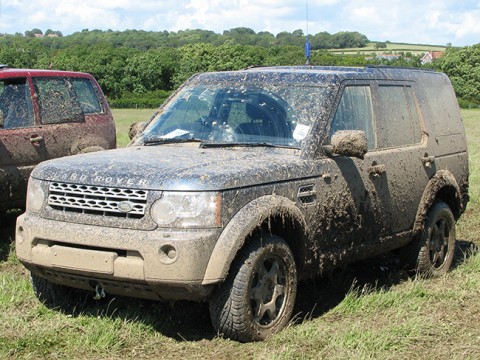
[16,66,469,342]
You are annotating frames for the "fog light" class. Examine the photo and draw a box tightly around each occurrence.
[159,244,178,264]
[16,226,24,245]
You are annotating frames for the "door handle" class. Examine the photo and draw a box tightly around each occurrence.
[422,155,435,168]
[30,135,43,144]
[368,163,386,176]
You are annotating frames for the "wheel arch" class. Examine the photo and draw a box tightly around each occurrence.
[413,169,462,236]
[70,136,110,155]
[202,195,308,285]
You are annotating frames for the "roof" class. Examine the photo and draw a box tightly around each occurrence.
[0,67,93,79]
[191,65,443,86]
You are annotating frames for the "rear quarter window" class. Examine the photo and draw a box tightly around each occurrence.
[421,75,462,136]
[71,78,103,114]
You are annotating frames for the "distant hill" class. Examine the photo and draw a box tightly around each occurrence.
[329,42,448,56]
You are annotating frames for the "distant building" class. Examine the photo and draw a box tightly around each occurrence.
[421,51,444,64]
[375,54,402,61]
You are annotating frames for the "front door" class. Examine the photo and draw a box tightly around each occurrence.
[0,78,45,208]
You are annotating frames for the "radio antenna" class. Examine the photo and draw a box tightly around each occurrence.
[305,0,311,65]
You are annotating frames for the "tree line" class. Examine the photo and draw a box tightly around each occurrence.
[0,29,477,108]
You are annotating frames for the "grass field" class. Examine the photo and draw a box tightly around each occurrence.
[0,109,479,359]
[111,108,156,147]
[328,41,448,56]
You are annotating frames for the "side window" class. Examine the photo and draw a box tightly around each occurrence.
[376,85,422,148]
[71,78,103,114]
[34,77,84,125]
[330,85,375,148]
[0,79,34,129]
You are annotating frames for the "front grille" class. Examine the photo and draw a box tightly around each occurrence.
[48,182,148,218]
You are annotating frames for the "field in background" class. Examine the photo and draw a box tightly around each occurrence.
[0,109,478,359]
[328,41,448,56]
[111,108,155,147]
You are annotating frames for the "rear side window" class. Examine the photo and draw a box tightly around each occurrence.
[0,78,35,129]
[376,85,422,148]
[34,77,103,125]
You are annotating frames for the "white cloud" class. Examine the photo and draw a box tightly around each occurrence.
[0,0,478,45]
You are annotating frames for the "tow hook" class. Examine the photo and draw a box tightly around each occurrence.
[93,284,106,300]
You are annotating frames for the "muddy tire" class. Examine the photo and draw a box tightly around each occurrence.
[209,234,297,342]
[404,201,456,277]
[30,273,90,312]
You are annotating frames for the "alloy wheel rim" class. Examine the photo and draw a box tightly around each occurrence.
[250,255,287,326]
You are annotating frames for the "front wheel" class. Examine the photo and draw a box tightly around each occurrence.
[209,234,297,342]
[30,273,91,312]
[406,201,456,277]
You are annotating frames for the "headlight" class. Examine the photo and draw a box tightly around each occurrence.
[151,192,220,227]
[26,177,45,213]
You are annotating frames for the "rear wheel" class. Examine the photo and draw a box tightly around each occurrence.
[209,234,297,342]
[405,201,456,277]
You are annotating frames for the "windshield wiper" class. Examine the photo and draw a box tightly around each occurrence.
[200,142,297,149]
[143,138,202,146]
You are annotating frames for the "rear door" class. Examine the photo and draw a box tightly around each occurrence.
[366,81,428,235]
[33,75,113,157]
[33,76,85,159]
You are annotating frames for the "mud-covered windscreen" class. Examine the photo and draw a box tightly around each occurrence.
[140,82,329,148]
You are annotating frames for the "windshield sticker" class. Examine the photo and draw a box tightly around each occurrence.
[293,124,310,141]
[161,129,191,139]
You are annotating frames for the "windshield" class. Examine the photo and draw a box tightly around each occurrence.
[140,81,330,148]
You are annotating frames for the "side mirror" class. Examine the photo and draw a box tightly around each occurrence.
[328,130,368,159]
[128,121,147,140]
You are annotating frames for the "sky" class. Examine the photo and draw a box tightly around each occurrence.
[0,0,479,46]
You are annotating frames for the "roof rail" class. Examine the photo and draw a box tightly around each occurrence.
[0,64,9,69]
[366,65,436,72]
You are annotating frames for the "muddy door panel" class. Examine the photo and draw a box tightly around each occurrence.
[0,128,46,205]
[305,158,382,271]
[363,147,428,235]
[369,83,429,235]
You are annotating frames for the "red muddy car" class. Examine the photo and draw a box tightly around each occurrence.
[0,66,116,213]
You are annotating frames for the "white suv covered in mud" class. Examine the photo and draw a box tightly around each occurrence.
[16,66,469,342]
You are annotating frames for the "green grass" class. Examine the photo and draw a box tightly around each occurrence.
[111,108,156,147]
[0,109,479,359]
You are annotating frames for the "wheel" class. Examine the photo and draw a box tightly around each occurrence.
[405,201,456,277]
[209,233,297,342]
[30,272,91,312]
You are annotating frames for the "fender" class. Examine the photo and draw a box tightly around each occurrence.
[413,169,461,234]
[202,195,308,285]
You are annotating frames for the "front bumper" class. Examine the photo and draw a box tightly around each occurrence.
[16,212,223,301]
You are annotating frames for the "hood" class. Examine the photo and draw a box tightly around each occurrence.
[32,145,318,191]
